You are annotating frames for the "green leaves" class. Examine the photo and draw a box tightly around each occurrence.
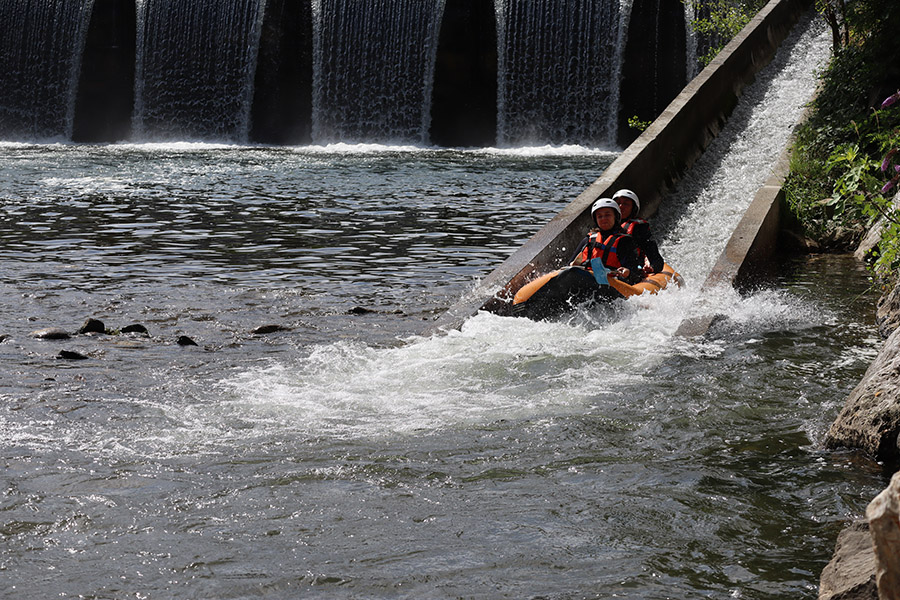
[687,0,765,66]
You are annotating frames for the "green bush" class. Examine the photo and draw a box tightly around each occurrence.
[785,0,900,280]
[687,0,768,66]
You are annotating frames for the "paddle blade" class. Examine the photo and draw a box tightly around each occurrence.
[589,257,610,285]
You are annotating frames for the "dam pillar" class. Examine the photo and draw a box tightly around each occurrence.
[617,0,687,147]
[430,0,497,147]
[72,0,136,143]
[250,0,313,145]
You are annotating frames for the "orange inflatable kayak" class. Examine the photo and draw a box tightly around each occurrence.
[512,263,682,320]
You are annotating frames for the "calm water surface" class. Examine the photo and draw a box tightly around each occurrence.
[0,142,886,599]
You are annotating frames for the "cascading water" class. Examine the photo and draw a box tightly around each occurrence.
[657,16,831,288]
[495,0,625,147]
[0,0,94,141]
[682,0,700,80]
[311,0,446,144]
[133,0,266,142]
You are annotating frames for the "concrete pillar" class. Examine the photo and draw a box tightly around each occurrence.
[430,0,497,147]
[72,0,136,143]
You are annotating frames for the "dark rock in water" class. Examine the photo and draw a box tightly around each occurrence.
[779,228,821,253]
[348,306,375,315]
[176,335,198,347]
[57,350,90,360]
[31,327,70,340]
[122,324,149,335]
[251,324,290,335]
[77,318,106,335]
[0,334,9,343]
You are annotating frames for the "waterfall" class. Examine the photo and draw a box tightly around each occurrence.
[682,0,699,80]
[495,0,622,147]
[0,0,95,141]
[133,0,266,142]
[311,0,446,145]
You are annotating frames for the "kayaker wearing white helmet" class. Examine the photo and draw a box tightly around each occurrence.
[569,197,641,284]
[613,188,665,275]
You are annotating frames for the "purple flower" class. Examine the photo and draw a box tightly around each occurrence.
[883,179,896,194]
[883,91,900,109]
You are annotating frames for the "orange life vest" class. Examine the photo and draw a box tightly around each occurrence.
[577,231,627,270]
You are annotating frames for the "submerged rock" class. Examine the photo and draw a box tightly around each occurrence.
[121,324,149,335]
[826,326,900,461]
[57,350,90,361]
[31,327,70,340]
[251,324,289,335]
[818,520,877,600]
[176,335,198,347]
[77,318,106,335]
[868,472,900,599]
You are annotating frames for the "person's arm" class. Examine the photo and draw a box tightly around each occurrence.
[615,236,643,284]
[638,225,665,273]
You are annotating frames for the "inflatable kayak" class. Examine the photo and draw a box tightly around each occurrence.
[512,262,682,320]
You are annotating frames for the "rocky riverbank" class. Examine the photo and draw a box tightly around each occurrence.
[819,195,900,599]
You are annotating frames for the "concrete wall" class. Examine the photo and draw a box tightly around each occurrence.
[429,0,814,333]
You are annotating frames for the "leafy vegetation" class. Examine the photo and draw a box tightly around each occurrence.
[627,115,652,132]
[784,0,900,281]
[687,0,768,66]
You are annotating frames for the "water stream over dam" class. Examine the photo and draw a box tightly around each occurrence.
[0,0,692,146]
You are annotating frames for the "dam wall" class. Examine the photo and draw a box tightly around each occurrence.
[430,0,814,333]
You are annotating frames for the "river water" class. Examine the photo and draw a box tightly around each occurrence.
[0,14,887,600]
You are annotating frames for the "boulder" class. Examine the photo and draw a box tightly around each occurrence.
[855,220,884,263]
[30,327,70,340]
[819,520,877,600]
[251,324,289,335]
[876,280,900,340]
[825,326,900,460]
[867,472,900,599]
[77,318,106,335]
[121,324,149,335]
[857,192,900,264]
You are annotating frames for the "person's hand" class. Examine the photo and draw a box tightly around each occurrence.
[612,267,630,279]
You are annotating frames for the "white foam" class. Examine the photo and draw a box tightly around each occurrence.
[471,144,619,157]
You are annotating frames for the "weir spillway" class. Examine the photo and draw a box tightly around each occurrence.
[0,0,692,147]
[431,0,824,335]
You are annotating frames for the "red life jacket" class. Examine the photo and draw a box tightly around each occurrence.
[577,231,626,270]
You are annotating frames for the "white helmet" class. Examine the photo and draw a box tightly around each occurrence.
[590,197,621,222]
[613,188,640,213]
